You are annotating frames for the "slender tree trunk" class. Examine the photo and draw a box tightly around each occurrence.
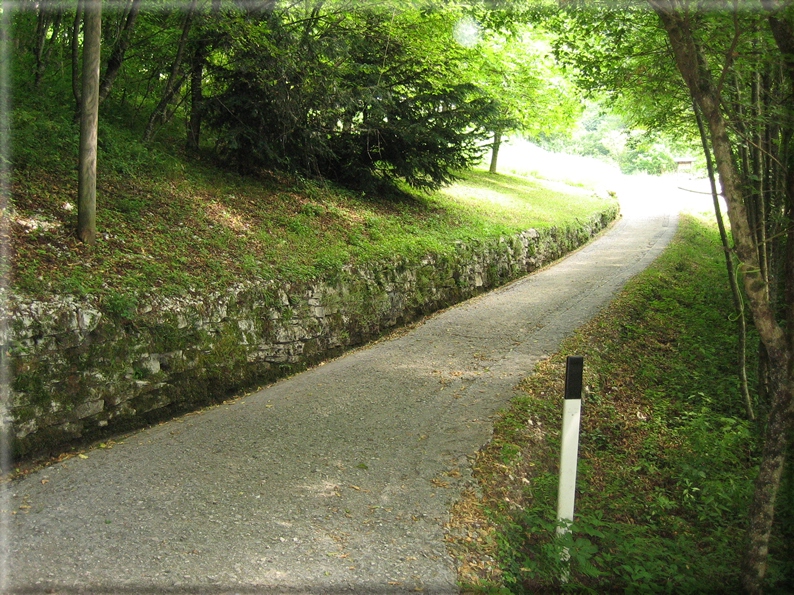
[649,5,793,593]
[762,1,794,348]
[98,0,141,104]
[77,0,101,245]
[786,169,794,352]
[764,4,794,83]
[489,129,502,174]
[733,75,755,216]
[186,41,205,151]
[143,0,197,142]
[753,70,770,291]
[693,100,754,420]
[186,0,221,151]
[38,8,63,86]
[34,3,51,87]
[71,0,83,112]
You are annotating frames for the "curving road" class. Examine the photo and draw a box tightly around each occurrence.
[3,175,700,594]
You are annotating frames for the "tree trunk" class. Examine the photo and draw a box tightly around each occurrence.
[186,41,205,151]
[143,0,197,143]
[693,100,754,420]
[77,0,101,245]
[34,5,48,70]
[761,1,794,354]
[98,0,141,104]
[33,2,63,88]
[649,4,793,593]
[186,0,221,151]
[71,0,83,112]
[786,168,794,352]
[489,129,502,174]
[39,8,63,86]
[754,70,771,291]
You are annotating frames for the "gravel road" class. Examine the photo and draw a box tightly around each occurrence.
[2,175,698,594]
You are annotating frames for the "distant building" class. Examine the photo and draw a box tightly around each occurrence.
[674,157,696,173]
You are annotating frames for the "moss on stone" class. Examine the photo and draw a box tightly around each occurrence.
[9,207,617,460]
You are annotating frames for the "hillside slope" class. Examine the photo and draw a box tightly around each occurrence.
[7,106,619,460]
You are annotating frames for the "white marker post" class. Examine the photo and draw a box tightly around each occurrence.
[556,356,583,579]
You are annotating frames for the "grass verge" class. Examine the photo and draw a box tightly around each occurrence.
[447,215,793,593]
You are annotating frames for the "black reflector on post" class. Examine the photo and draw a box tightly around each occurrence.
[564,356,584,400]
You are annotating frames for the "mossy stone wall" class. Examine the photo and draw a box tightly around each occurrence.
[5,208,617,459]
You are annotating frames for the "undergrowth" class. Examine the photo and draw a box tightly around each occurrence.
[449,216,793,593]
[9,90,612,307]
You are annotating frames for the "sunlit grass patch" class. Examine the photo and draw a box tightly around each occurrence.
[440,170,607,232]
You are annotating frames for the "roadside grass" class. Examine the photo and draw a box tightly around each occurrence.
[438,170,598,232]
[9,95,613,306]
[447,216,792,593]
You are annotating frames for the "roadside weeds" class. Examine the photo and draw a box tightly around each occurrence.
[448,215,793,593]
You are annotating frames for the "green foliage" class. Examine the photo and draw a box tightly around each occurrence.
[545,5,693,136]
[103,291,139,321]
[11,98,609,303]
[769,453,794,592]
[203,5,494,191]
[539,103,682,175]
[11,106,79,173]
[11,0,590,193]
[619,135,677,175]
[499,505,717,594]
[7,0,613,304]
[469,26,582,143]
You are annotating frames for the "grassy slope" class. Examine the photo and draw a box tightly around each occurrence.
[10,96,612,309]
[448,216,793,593]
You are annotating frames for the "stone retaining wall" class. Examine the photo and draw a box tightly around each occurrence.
[4,207,618,458]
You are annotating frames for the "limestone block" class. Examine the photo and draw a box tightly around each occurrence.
[264,351,289,364]
[53,421,83,438]
[15,418,38,439]
[76,307,102,333]
[139,355,161,376]
[158,350,184,371]
[71,399,104,421]
[104,390,136,407]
